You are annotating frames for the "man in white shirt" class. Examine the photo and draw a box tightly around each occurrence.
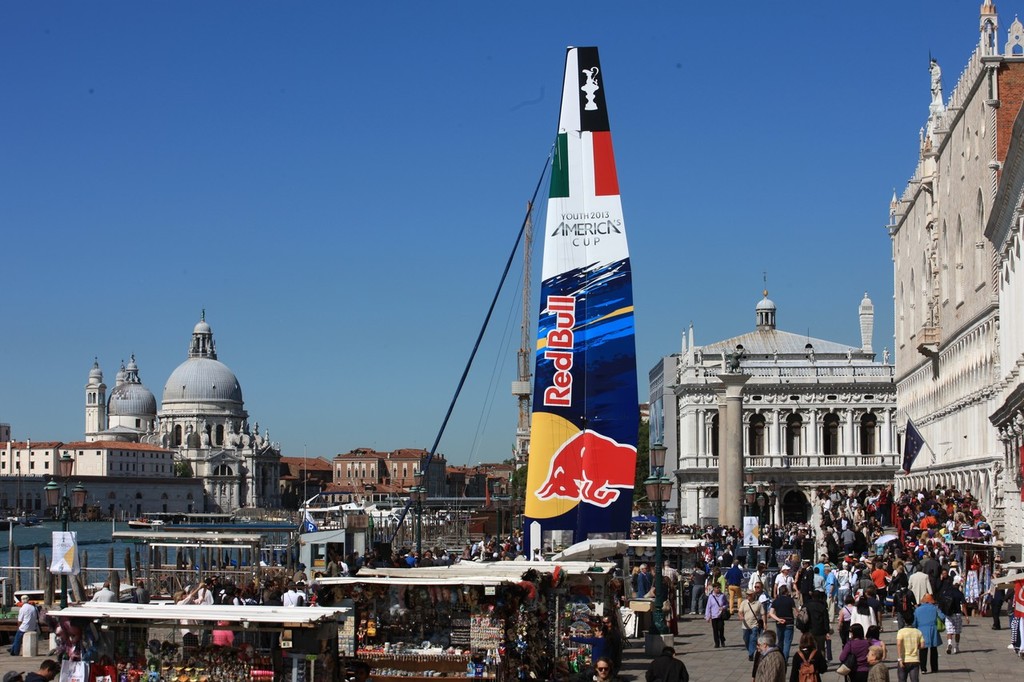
[9,598,38,656]
[748,562,769,592]
[773,565,793,599]
[92,581,117,602]
[282,581,305,607]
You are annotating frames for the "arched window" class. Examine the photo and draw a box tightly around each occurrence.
[909,268,916,334]
[748,414,766,457]
[976,191,986,289]
[941,221,949,303]
[822,413,840,456]
[214,465,234,476]
[785,414,802,457]
[215,424,224,446]
[173,425,182,447]
[860,413,877,455]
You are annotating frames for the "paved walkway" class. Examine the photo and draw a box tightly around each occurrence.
[618,612,1024,681]
[0,614,1020,680]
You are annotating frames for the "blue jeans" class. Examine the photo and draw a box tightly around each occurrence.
[775,624,794,660]
[690,584,705,614]
[743,626,761,658]
[9,629,24,656]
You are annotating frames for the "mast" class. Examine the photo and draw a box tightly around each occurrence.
[512,202,533,466]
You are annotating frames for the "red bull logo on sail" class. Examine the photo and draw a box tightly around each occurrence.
[535,429,636,507]
[542,295,576,407]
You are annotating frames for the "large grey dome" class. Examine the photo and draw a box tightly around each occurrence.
[162,357,243,405]
[109,381,157,416]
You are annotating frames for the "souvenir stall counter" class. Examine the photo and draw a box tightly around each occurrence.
[47,602,350,682]
[320,561,618,680]
[317,575,507,681]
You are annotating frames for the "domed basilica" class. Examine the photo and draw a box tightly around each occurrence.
[84,313,281,512]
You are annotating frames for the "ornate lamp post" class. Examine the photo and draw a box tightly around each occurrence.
[44,452,87,608]
[644,443,674,636]
[768,479,778,526]
[409,468,426,557]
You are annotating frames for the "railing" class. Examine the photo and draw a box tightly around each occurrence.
[682,453,901,470]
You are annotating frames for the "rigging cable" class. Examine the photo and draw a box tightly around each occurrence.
[388,148,553,544]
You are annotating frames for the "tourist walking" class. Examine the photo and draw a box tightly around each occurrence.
[740,589,766,661]
[769,585,797,659]
[911,594,946,674]
[939,580,968,654]
[866,645,890,682]
[838,623,872,682]
[705,583,729,648]
[788,632,827,682]
[754,631,787,682]
[726,559,745,614]
[895,621,924,682]
[644,646,688,682]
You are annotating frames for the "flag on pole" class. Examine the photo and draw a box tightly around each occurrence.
[300,510,319,534]
[902,418,926,473]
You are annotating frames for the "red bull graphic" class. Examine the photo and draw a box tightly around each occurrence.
[535,430,636,507]
[524,47,638,553]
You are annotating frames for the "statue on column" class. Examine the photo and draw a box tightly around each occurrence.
[929,58,943,107]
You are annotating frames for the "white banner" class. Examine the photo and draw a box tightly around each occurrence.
[743,516,759,547]
[50,531,80,576]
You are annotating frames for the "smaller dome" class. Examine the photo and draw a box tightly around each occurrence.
[109,382,157,417]
[88,360,103,381]
[194,320,212,335]
[756,289,776,311]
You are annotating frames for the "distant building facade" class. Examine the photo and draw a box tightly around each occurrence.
[650,293,898,526]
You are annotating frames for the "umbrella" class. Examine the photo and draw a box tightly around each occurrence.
[961,527,982,539]
[875,533,898,545]
[550,539,628,561]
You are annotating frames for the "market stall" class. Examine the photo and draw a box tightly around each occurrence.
[46,602,349,682]
[318,561,618,680]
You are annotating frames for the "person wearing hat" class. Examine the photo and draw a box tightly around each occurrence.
[774,565,793,600]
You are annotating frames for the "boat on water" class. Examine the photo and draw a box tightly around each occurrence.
[523,47,639,553]
[126,518,165,530]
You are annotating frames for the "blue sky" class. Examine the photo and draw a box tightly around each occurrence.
[0,2,989,465]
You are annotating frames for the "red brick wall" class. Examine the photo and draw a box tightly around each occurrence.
[996,62,1024,166]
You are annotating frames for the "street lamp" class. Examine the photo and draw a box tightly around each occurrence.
[45,452,87,608]
[644,443,674,636]
[409,468,427,557]
[767,479,778,526]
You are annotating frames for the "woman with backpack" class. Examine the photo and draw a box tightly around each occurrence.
[788,632,827,682]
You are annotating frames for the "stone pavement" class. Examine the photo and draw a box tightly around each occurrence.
[617,612,1024,682]
[0,614,1019,680]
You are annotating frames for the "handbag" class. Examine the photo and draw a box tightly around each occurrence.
[936,615,946,632]
[836,650,857,677]
[59,660,88,682]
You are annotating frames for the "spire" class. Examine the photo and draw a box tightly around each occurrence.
[889,190,898,227]
[859,292,875,353]
[981,1,998,56]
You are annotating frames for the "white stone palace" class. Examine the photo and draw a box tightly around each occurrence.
[649,292,898,527]
[889,1,1023,548]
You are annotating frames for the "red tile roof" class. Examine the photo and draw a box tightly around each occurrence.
[279,456,332,471]
[0,441,63,449]
[62,441,173,453]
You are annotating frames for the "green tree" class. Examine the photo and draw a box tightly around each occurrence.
[174,460,193,477]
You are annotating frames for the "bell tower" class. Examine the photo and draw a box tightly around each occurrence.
[85,359,107,441]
